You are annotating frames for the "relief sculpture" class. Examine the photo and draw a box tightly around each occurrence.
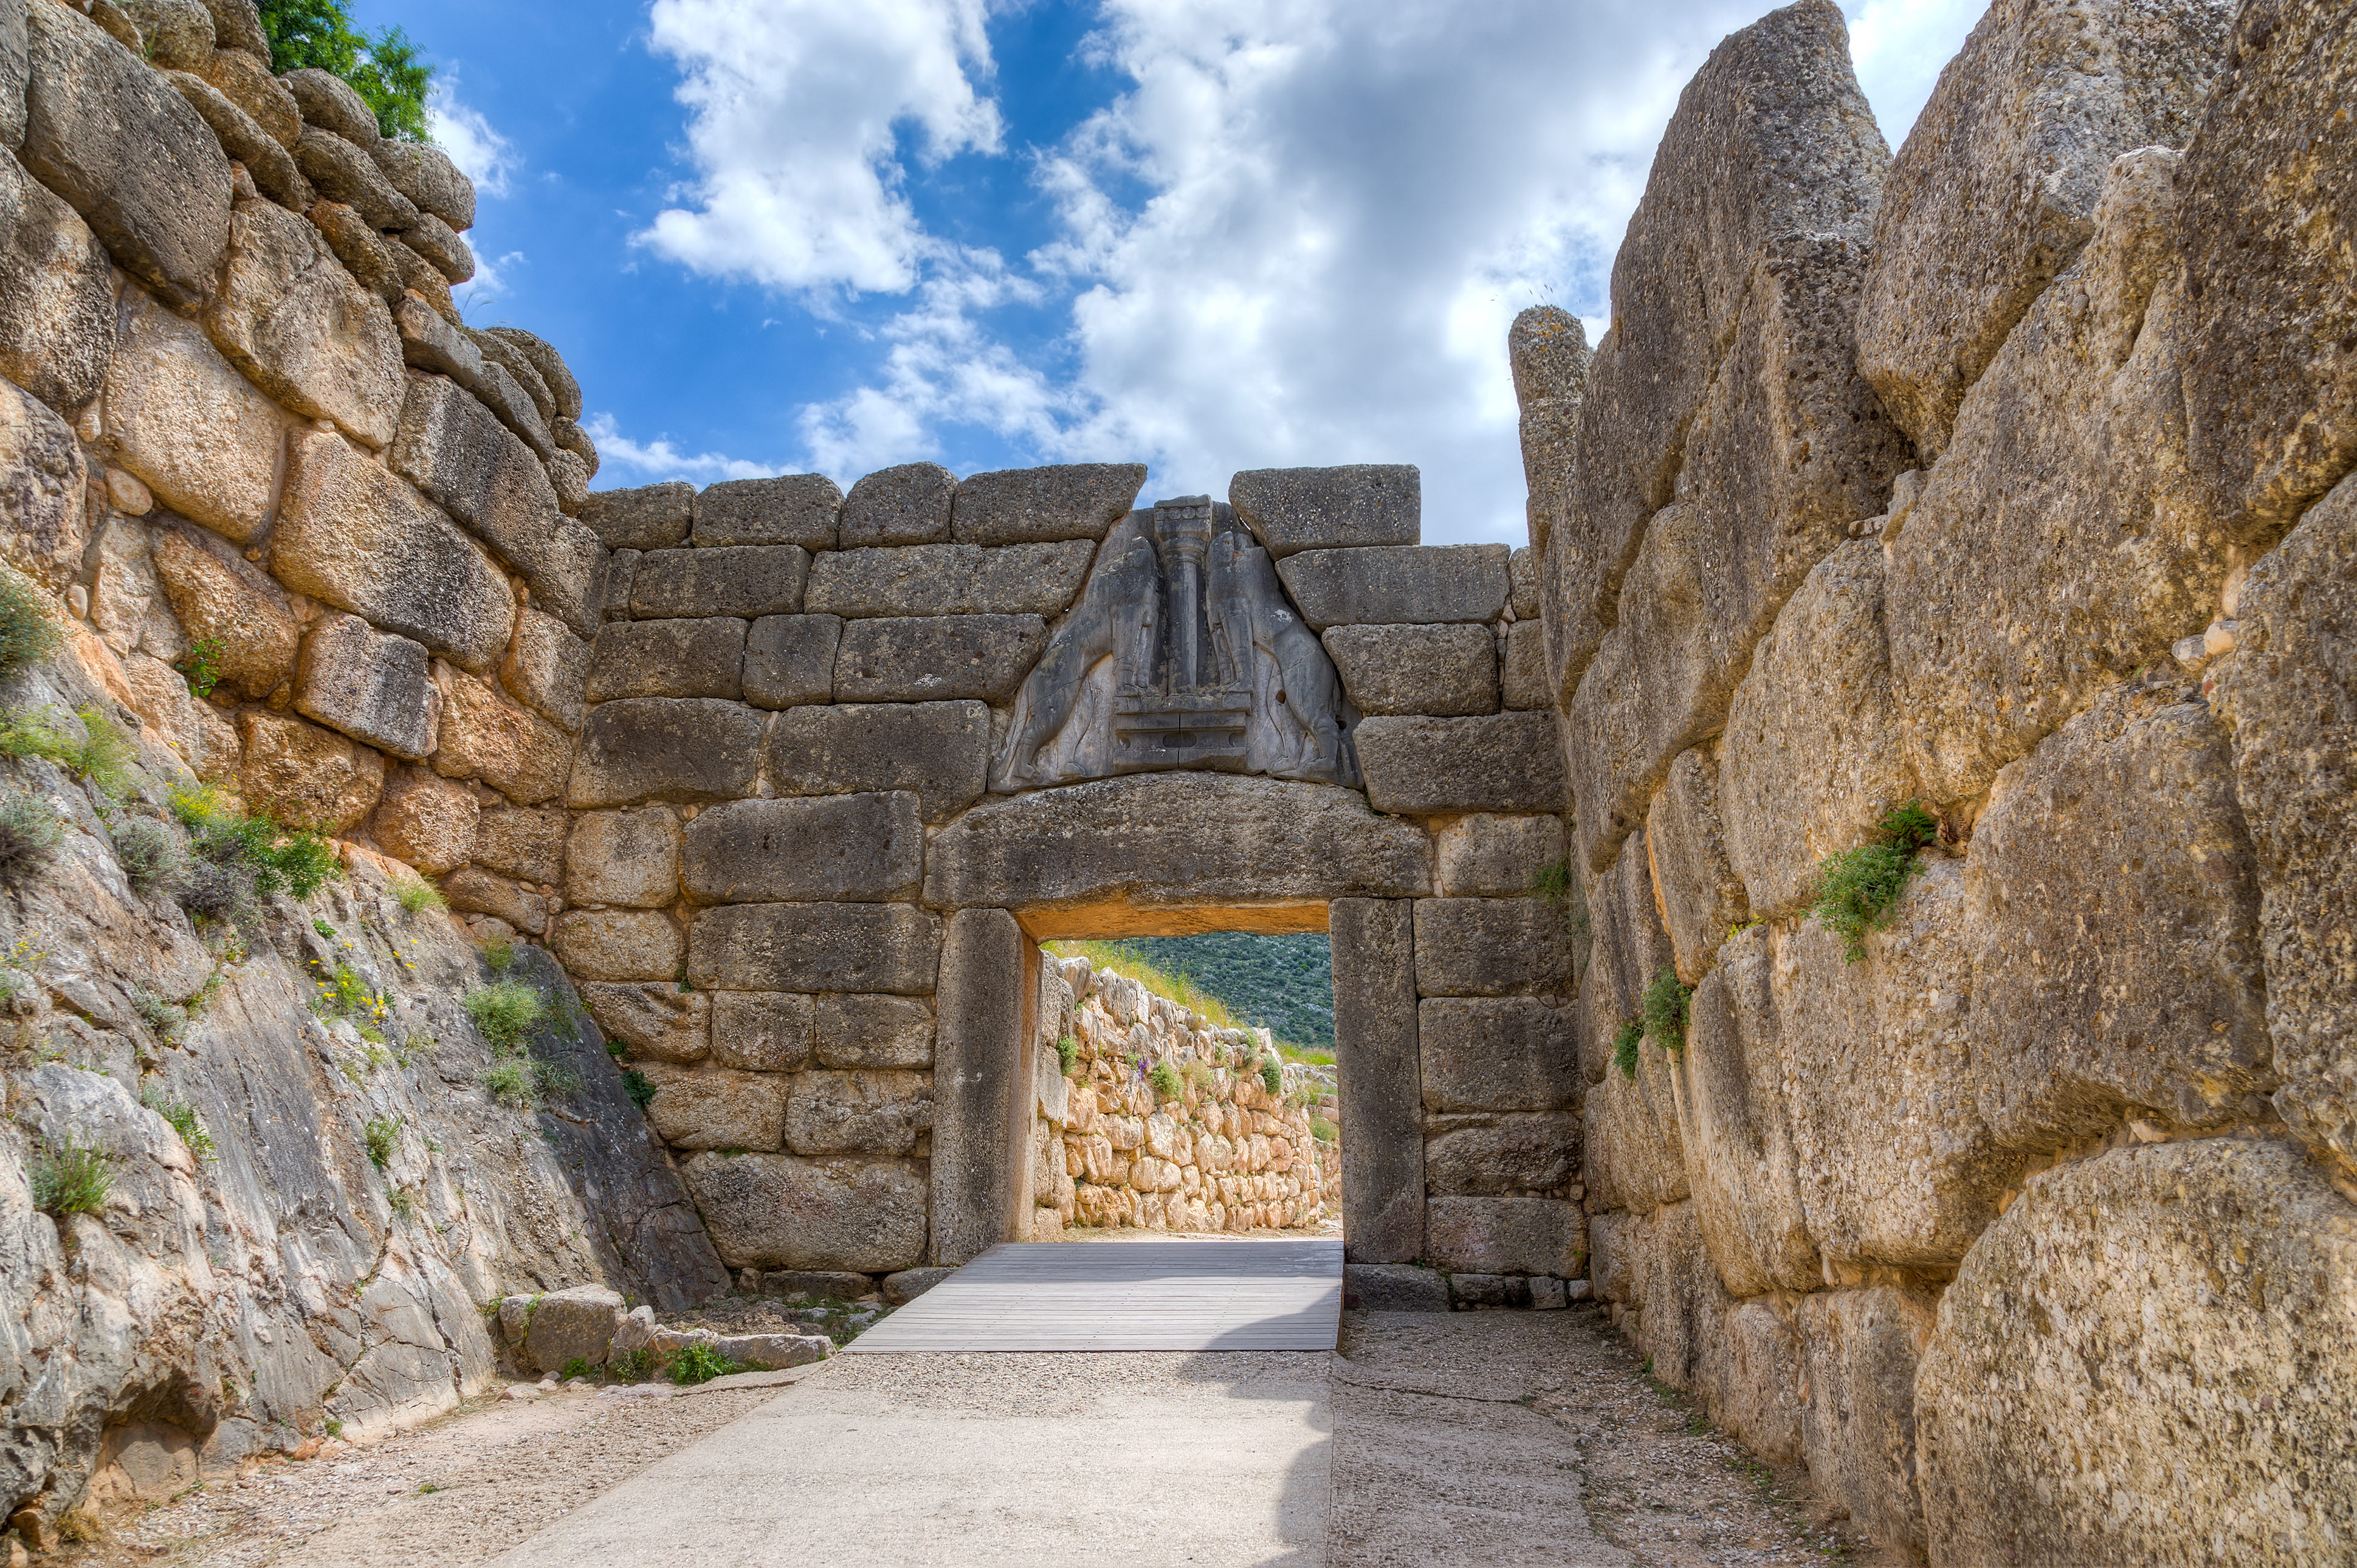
[994,495,1359,790]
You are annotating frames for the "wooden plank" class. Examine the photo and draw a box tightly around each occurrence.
[845,1238,1344,1353]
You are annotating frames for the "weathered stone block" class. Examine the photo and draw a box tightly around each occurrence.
[1506,544,1541,619]
[1499,621,1547,710]
[104,292,282,545]
[1355,713,1567,816]
[1321,623,1496,717]
[551,909,681,983]
[281,66,377,144]
[1228,465,1419,557]
[368,765,476,873]
[580,982,707,1063]
[689,903,941,995]
[441,865,546,934]
[472,807,567,884]
[1433,813,1563,899]
[805,540,1097,619]
[1341,1263,1449,1312]
[1915,1138,2357,1567]
[205,197,399,448]
[881,1267,954,1305]
[1276,544,1509,628]
[431,665,571,804]
[763,701,988,824]
[1645,745,1747,983]
[150,526,296,700]
[950,463,1144,545]
[1332,898,1422,1264]
[565,807,680,909]
[693,473,839,550]
[0,146,114,412]
[742,614,839,709]
[746,1269,872,1304]
[681,1153,927,1272]
[21,2,230,310]
[832,614,1048,703]
[293,611,437,759]
[584,618,746,703]
[194,45,298,148]
[292,126,414,229]
[1578,831,1671,1083]
[566,698,763,808]
[1448,1273,1532,1308]
[710,991,813,1072]
[273,432,513,673]
[682,794,922,906]
[580,482,692,552]
[785,1070,932,1157]
[1424,1197,1583,1276]
[839,461,952,546]
[1419,998,1579,1113]
[813,994,932,1069]
[1422,1113,1580,1196]
[370,138,473,231]
[630,545,807,621]
[237,710,382,831]
[932,907,1022,1264]
[1582,1050,1688,1218]
[647,1067,787,1152]
[1796,1287,1937,1559]
[500,609,590,731]
[165,69,311,209]
[520,1285,624,1375]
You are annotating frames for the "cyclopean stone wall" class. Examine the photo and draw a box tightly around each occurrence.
[1523,0,2357,1561]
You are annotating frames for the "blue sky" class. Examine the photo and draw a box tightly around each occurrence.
[362,0,1987,545]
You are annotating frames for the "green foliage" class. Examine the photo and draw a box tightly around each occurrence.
[666,1343,743,1386]
[32,1138,115,1217]
[112,817,182,897]
[0,571,60,681]
[170,785,342,924]
[177,638,224,700]
[142,1093,215,1164]
[483,937,516,974]
[387,1187,416,1220]
[1054,1033,1079,1076]
[1805,800,1940,962]
[1259,1055,1283,1095]
[1147,1059,1182,1101]
[71,705,136,797]
[478,1057,537,1107]
[0,792,61,884]
[465,981,543,1053]
[560,1357,594,1382]
[131,984,186,1044]
[1532,856,1591,945]
[258,0,436,141]
[608,1347,654,1383]
[363,1116,397,1169]
[622,1069,655,1111]
[1183,1059,1216,1094]
[312,961,388,1033]
[1309,1116,1338,1144]
[1640,966,1691,1052]
[394,876,446,914]
[1612,1019,1643,1081]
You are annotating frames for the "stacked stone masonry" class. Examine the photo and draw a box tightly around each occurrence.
[1527,1,2357,1563]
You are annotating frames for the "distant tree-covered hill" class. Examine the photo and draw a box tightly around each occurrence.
[1132,933,1333,1053]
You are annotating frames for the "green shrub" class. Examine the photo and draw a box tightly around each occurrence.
[363,1116,398,1170]
[0,793,61,884]
[465,981,543,1053]
[170,785,342,920]
[259,0,435,141]
[483,937,516,974]
[479,1057,537,1107]
[1055,1034,1079,1076]
[0,571,61,680]
[667,1343,743,1386]
[312,962,388,1034]
[1640,966,1691,1052]
[1805,800,1941,962]
[394,876,446,913]
[1612,1019,1643,1081]
[177,637,224,700]
[142,1093,216,1164]
[32,1138,115,1217]
[1259,1056,1282,1095]
[112,817,182,897]
[1147,1059,1182,1101]
[71,705,137,797]
[1309,1116,1338,1144]
[130,984,186,1044]
[622,1068,656,1110]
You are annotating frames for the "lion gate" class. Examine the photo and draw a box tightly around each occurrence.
[554,461,1584,1296]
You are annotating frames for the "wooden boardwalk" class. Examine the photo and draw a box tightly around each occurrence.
[844,1237,1344,1353]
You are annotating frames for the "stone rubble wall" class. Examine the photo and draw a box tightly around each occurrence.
[1522,0,2357,1561]
[1026,954,1335,1237]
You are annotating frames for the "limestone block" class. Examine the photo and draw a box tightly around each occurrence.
[1342,1264,1449,1312]
[1275,544,1509,628]
[950,462,1144,545]
[1421,1113,1580,1196]
[1795,1287,1936,1558]
[1425,1196,1582,1276]
[430,665,571,804]
[1228,465,1419,557]
[149,526,296,700]
[2210,474,2357,1180]
[581,983,707,1063]
[741,614,838,709]
[1498,622,1547,710]
[839,461,952,546]
[565,807,680,909]
[301,197,398,310]
[1770,859,2010,1268]
[369,139,473,232]
[163,69,311,210]
[630,545,806,621]
[1419,998,1579,1114]
[813,994,932,1069]
[1671,928,1817,1296]
[272,432,514,673]
[103,292,282,545]
[785,1070,932,1157]
[1645,745,1747,983]
[551,909,680,983]
[1713,1299,1805,1467]
[124,0,213,71]
[481,329,577,422]
[281,66,376,145]
[709,991,812,1072]
[472,806,566,884]
[1916,1138,2357,1564]
[520,1285,623,1375]
[1433,813,1563,898]
[566,697,763,808]
[469,327,551,420]
[584,618,746,703]
[1581,1056,1688,1217]
[686,1151,929,1271]
[1888,150,2225,806]
[647,1068,786,1152]
[1577,832,1670,1083]
[1506,544,1540,619]
[1588,1210,1642,1307]
[805,540,1098,618]
[682,794,923,905]
[366,766,475,872]
[693,473,839,550]
[923,774,1430,913]
[545,449,589,514]
[236,710,383,831]
[122,653,237,783]
[1355,712,1567,816]
[688,903,941,995]
[0,145,111,411]
[1717,539,1912,918]
[205,197,399,447]
[580,482,691,552]
[1624,1203,1730,1395]
[291,127,413,230]
[1320,623,1496,717]
[441,866,546,933]
[194,46,297,151]
[500,609,590,731]
[881,1267,954,1305]
[21,2,230,310]
[832,613,1048,704]
[293,612,437,759]
[1857,0,2231,458]
[765,700,985,822]
[400,212,472,285]
[932,907,1022,1264]
[1968,684,2272,1147]
[1411,898,1569,999]
[712,1332,830,1372]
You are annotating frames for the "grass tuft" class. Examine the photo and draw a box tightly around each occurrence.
[32,1138,116,1217]
[1147,1059,1182,1101]
[113,817,183,897]
[465,981,544,1053]
[1309,1116,1338,1144]
[394,876,446,914]
[1640,966,1692,1053]
[622,1068,656,1110]
[0,570,61,680]
[0,793,62,884]
[142,1093,216,1164]
[1805,800,1942,962]
[131,983,187,1044]
[1259,1055,1282,1095]
[364,1116,398,1170]
[667,1343,744,1386]
[1055,1034,1079,1077]
[1613,1019,1643,1081]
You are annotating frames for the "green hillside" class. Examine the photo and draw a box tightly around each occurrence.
[1132,933,1333,1053]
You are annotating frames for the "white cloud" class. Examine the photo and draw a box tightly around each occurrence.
[582,414,775,483]
[1846,0,1988,145]
[638,0,1003,295]
[428,81,518,198]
